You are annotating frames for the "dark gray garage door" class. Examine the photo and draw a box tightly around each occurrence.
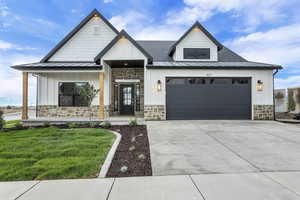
[166,77,251,120]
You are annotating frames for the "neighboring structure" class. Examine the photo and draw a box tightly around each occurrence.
[12,9,282,121]
[275,87,300,114]
[274,89,288,113]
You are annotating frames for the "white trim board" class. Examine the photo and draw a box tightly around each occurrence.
[115,79,140,83]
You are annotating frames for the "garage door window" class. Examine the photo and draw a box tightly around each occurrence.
[232,78,249,84]
[166,78,186,85]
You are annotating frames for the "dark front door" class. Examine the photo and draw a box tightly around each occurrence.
[120,84,134,115]
[166,77,251,120]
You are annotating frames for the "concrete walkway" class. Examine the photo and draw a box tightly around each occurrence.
[1,172,300,200]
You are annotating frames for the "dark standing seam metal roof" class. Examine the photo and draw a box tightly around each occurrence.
[40,9,119,63]
[168,21,223,56]
[11,62,103,71]
[94,30,153,64]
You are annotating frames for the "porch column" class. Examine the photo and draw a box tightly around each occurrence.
[22,72,29,120]
[99,72,105,120]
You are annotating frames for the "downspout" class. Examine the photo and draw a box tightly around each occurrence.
[273,69,279,121]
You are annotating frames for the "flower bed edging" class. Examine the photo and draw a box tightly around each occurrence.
[98,130,122,178]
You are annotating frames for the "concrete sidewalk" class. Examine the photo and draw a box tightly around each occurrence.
[1,172,300,200]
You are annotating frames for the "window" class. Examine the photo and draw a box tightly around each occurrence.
[183,48,210,59]
[59,82,88,107]
[232,78,249,84]
[166,78,186,85]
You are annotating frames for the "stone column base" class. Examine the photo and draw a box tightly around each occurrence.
[144,105,166,120]
[253,105,274,120]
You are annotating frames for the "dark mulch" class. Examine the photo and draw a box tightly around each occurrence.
[276,112,296,120]
[106,125,152,177]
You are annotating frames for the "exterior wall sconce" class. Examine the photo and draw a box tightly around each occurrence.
[157,80,162,92]
[257,80,264,91]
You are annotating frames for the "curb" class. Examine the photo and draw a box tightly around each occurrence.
[98,130,121,178]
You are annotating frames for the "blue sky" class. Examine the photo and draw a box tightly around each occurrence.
[0,0,300,106]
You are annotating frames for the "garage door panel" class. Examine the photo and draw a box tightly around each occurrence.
[166,77,251,120]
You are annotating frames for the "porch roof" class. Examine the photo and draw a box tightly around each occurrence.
[11,62,103,71]
[146,61,282,70]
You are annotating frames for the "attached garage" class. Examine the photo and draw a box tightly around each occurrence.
[166,77,252,120]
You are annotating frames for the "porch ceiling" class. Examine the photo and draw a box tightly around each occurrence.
[105,60,144,68]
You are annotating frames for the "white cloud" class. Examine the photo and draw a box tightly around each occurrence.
[0,40,37,51]
[225,23,300,66]
[275,75,300,89]
[134,25,184,40]
[104,0,113,3]
[0,40,13,50]
[166,0,290,31]
[109,11,148,31]
[0,54,41,106]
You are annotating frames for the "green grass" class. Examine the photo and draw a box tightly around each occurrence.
[4,120,21,128]
[0,127,116,181]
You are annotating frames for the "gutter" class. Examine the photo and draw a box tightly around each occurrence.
[273,69,279,121]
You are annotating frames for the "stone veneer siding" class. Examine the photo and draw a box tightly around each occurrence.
[111,68,144,116]
[144,105,166,120]
[253,105,274,120]
[37,105,102,118]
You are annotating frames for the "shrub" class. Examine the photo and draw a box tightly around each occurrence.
[43,122,50,127]
[102,121,111,128]
[129,119,138,126]
[89,122,100,128]
[67,123,78,129]
[6,105,12,109]
[0,110,4,130]
[15,121,23,129]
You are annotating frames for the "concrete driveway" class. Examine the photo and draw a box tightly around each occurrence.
[147,120,300,176]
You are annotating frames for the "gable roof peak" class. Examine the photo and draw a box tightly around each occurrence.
[94,29,153,64]
[40,8,119,62]
[168,20,223,56]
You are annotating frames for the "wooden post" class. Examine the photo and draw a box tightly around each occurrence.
[99,72,105,120]
[22,72,29,120]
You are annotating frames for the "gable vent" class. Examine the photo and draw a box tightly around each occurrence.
[93,25,101,35]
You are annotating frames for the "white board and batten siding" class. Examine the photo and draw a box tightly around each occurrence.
[173,28,218,61]
[101,38,147,64]
[144,68,274,119]
[38,73,101,106]
[49,17,117,61]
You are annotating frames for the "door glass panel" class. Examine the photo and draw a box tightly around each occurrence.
[123,87,132,105]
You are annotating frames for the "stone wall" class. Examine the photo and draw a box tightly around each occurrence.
[111,68,144,115]
[37,105,101,118]
[253,105,274,120]
[144,105,165,120]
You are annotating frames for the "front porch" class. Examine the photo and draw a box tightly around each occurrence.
[20,60,145,123]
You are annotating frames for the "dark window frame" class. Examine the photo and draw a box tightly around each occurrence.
[58,82,89,107]
[183,48,210,59]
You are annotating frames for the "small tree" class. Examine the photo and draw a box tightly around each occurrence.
[288,89,296,112]
[0,110,4,130]
[79,83,100,120]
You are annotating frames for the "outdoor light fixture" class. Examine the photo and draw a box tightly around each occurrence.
[157,80,162,92]
[257,80,264,91]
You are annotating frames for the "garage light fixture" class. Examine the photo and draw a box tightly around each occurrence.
[157,80,162,92]
[257,80,263,91]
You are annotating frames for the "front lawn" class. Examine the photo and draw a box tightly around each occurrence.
[0,127,116,181]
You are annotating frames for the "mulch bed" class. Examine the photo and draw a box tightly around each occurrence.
[106,125,152,177]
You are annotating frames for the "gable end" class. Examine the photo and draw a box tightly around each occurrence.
[41,9,119,62]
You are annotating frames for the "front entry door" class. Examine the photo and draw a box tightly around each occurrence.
[120,84,134,115]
